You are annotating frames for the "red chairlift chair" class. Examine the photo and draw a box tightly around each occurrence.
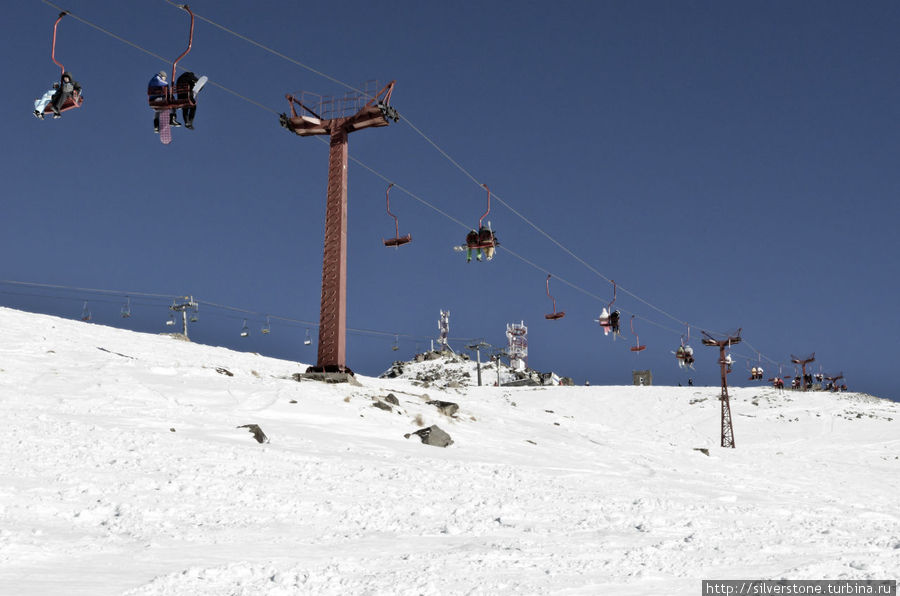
[147,4,196,143]
[382,183,411,247]
[630,315,646,352]
[465,184,498,256]
[595,280,617,335]
[544,274,565,320]
[41,12,84,116]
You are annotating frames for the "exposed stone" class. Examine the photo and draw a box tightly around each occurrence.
[238,424,269,444]
[426,400,459,416]
[384,393,399,405]
[404,425,453,447]
[216,367,234,377]
[693,448,710,456]
[372,401,392,412]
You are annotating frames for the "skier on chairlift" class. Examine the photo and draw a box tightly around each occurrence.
[43,71,81,119]
[33,82,59,119]
[479,226,498,260]
[148,70,181,132]
[176,70,200,129]
[465,230,482,263]
[609,310,621,335]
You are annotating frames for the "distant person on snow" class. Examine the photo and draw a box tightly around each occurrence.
[176,70,199,129]
[48,72,81,118]
[148,70,181,132]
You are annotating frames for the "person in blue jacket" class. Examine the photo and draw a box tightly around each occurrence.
[148,70,181,132]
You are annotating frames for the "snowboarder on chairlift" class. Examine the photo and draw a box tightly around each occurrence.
[148,70,181,132]
[609,310,621,335]
[465,230,482,263]
[48,72,81,118]
[176,70,199,129]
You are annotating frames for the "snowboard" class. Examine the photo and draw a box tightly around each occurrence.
[158,113,172,145]
[192,75,208,98]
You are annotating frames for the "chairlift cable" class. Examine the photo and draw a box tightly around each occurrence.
[39,0,280,116]
[32,2,798,373]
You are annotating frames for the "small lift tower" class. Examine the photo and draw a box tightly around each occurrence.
[791,353,816,391]
[701,329,742,448]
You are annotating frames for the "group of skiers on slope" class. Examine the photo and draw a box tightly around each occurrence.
[33,69,203,132]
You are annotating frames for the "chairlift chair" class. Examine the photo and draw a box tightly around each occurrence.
[81,301,91,322]
[121,297,131,318]
[674,324,693,368]
[166,313,175,326]
[595,280,617,336]
[464,184,498,256]
[304,329,312,346]
[190,304,199,323]
[40,12,84,117]
[240,319,250,338]
[629,315,646,352]
[382,184,411,247]
[261,316,271,335]
[147,4,196,142]
[544,275,565,320]
[392,334,399,351]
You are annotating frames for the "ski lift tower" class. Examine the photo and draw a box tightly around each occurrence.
[170,295,198,340]
[701,328,742,448]
[506,321,528,371]
[280,81,398,380]
[790,353,816,391]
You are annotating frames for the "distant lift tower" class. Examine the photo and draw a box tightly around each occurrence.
[170,295,198,340]
[438,310,450,352]
[791,352,815,391]
[701,328,742,449]
[506,321,528,371]
[280,81,398,377]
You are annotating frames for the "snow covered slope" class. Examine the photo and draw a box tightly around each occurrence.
[0,307,897,595]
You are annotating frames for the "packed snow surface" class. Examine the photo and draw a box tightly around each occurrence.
[0,307,897,595]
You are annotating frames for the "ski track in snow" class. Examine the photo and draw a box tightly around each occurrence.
[0,307,898,595]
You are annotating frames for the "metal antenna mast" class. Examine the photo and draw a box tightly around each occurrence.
[790,353,816,391]
[280,81,398,380]
[701,328,742,448]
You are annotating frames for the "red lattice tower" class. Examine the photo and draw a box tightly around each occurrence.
[280,81,397,375]
[701,329,742,448]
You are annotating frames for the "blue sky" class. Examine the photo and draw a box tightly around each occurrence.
[2,0,898,400]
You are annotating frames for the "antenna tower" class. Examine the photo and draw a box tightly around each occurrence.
[506,321,528,370]
[280,81,398,379]
[438,310,450,352]
[701,328,742,448]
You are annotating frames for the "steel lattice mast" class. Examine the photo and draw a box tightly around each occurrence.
[280,82,398,377]
[701,329,742,448]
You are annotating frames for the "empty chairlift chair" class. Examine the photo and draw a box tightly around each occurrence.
[544,275,565,320]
